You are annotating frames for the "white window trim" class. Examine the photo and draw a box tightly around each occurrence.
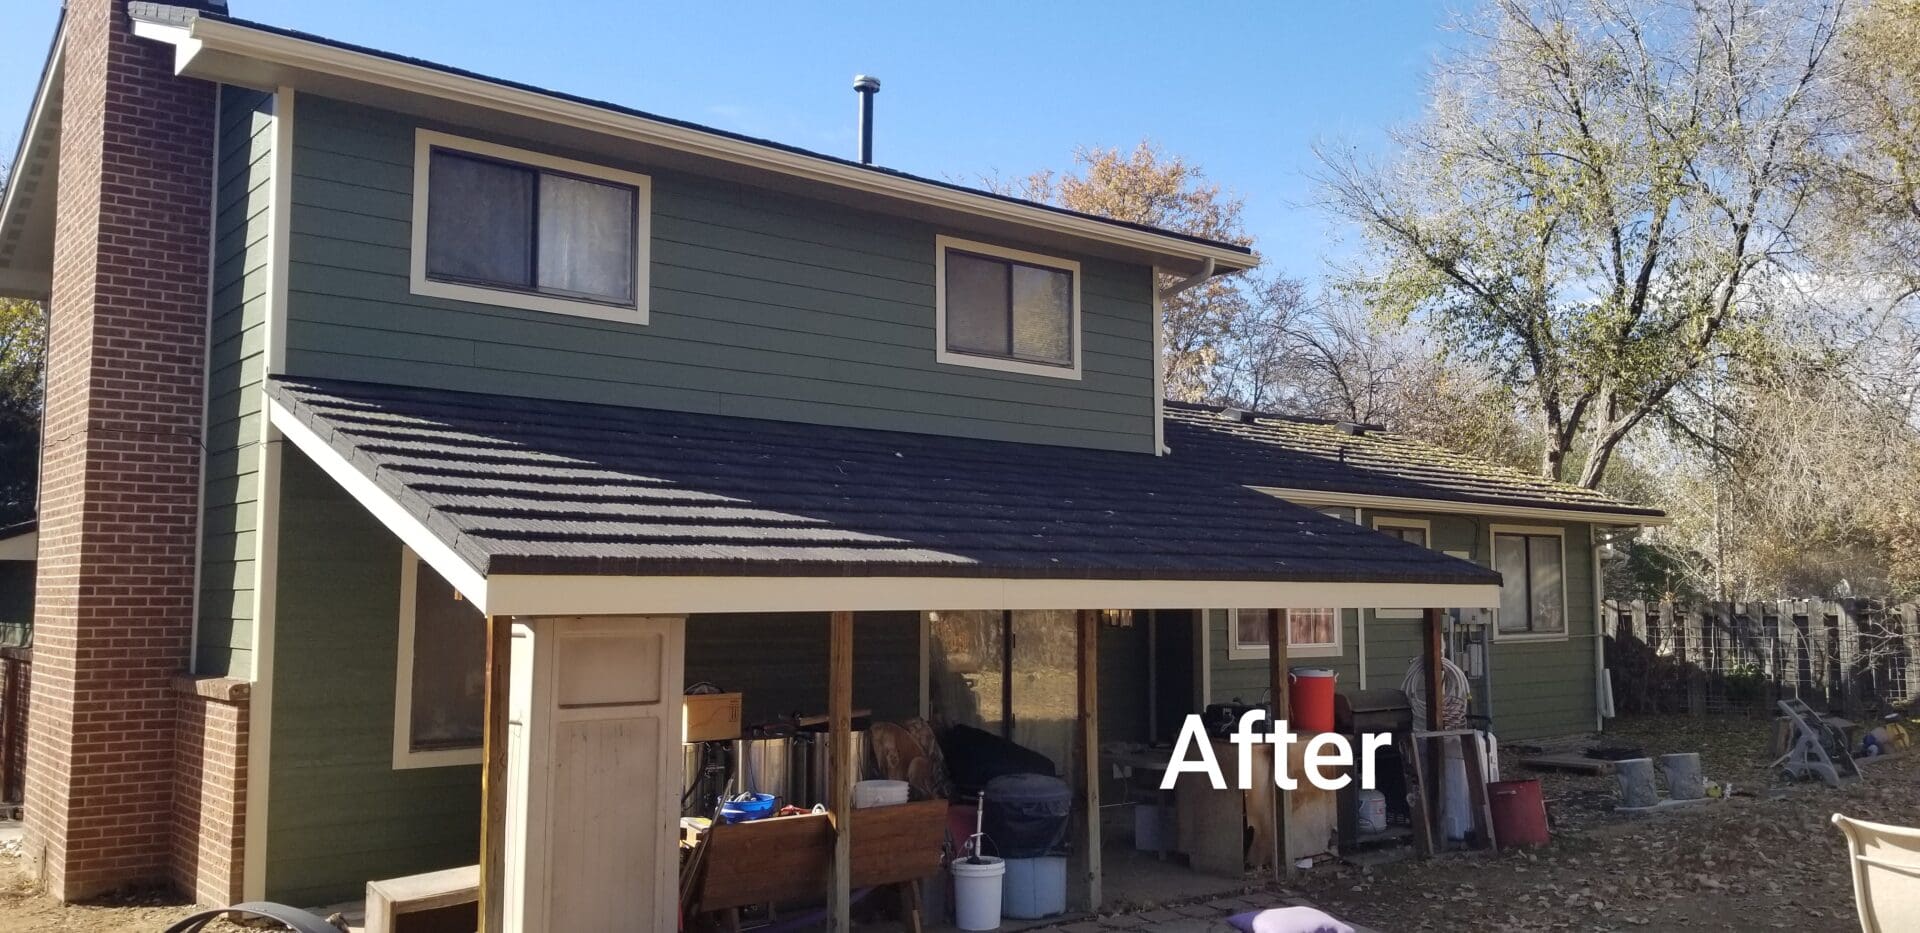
[409,128,652,324]
[933,234,1083,380]
[1224,608,1344,660]
[1489,523,1571,643]
[1374,517,1434,619]
[393,547,485,769]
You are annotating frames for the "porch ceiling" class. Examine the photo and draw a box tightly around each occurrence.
[265,377,1502,615]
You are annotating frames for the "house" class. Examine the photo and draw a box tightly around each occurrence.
[0,1,1651,929]
[1164,404,1667,741]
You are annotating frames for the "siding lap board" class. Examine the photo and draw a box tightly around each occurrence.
[1207,512,1598,741]
[197,86,275,677]
[284,96,1159,452]
[266,450,481,905]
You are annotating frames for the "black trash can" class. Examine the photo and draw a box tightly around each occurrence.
[981,773,1072,858]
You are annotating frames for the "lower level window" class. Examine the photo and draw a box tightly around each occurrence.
[1493,529,1566,637]
[1228,607,1341,659]
[394,550,488,768]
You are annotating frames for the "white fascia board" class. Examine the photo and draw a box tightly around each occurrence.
[266,397,490,613]
[137,14,1253,276]
[486,574,1501,617]
[1253,486,1670,527]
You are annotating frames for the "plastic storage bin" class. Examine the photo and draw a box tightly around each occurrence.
[1001,855,1067,919]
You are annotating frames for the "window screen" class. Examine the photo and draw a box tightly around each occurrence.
[944,249,1073,366]
[426,148,637,306]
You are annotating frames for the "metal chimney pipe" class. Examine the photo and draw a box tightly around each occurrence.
[853,74,881,164]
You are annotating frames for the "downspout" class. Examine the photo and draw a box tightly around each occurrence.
[1153,259,1216,455]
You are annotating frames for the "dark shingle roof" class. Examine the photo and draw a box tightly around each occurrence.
[1165,402,1663,519]
[267,377,1500,585]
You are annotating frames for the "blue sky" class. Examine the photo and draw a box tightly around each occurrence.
[1,1,1451,283]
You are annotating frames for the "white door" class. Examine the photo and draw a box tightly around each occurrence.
[504,615,686,932]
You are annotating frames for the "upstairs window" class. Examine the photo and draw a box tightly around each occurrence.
[411,130,651,322]
[935,236,1081,379]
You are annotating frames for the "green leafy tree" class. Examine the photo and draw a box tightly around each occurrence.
[0,297,44,526]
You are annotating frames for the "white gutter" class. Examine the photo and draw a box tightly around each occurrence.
[128,10,1254,277]
[1254,486,1670,528]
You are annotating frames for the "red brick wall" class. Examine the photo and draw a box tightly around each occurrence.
[25,0,215,901]
[170,678,248,907]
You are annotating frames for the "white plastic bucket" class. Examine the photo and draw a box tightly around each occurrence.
[1356,789,1388,833]
[951,856,1005,931]
[1001,855,1067,919]
[853,779,910,808]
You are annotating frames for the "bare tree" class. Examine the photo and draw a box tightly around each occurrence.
[1318,0,1849,488]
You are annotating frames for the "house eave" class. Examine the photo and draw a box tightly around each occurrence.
[0,20,65,300]
[1253,485,1671,527]
[126,10,1256,278]
[482,574,1501,618]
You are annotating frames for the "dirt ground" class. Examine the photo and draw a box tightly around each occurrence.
[1,714,1913,932]
[1285,714,1919,931]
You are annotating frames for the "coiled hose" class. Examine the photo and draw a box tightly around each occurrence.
[1402,655,1471,729]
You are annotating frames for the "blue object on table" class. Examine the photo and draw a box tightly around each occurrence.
[719,792,777,823]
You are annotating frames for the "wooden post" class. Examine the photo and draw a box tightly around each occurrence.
[1071,609,1103,910]
[829,610,854,933]
[1265,608,1290,880]
[1421,608,1445,850]
[1422,608,1445,732]
[477,614,510,933]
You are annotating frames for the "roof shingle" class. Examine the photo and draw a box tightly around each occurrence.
[267,377,1502,585]
[1164,402,1663,519]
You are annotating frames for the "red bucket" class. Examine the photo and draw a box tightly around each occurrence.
[1287,668,1337,733]
[1488,778,1550,848]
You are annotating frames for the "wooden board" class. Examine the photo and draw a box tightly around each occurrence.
[848,799,948,888]
[1519,753,1616,775]
[696,813,835,912]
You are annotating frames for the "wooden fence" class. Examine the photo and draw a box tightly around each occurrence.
[1603,599,1920,717]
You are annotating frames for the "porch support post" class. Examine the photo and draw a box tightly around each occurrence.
[1422,608,1445,731]
[829,610,854,932]
[1265,608,1291,881]
[1070,609,1102,910]
[1422,607,1446,845]
[479,613,510,933]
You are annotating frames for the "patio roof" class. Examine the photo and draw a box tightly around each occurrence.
[265,377,1501,616]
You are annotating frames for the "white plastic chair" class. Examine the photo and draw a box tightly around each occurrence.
[1832,813,1920,933]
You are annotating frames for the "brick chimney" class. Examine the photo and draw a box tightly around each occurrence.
[25,0,216,901]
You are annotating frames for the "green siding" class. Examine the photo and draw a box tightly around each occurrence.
[266,449,481,906]
[1204,511,1599,741]
[685,612,920,726]
[282,95,1159,453]
[197,85,275,677]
